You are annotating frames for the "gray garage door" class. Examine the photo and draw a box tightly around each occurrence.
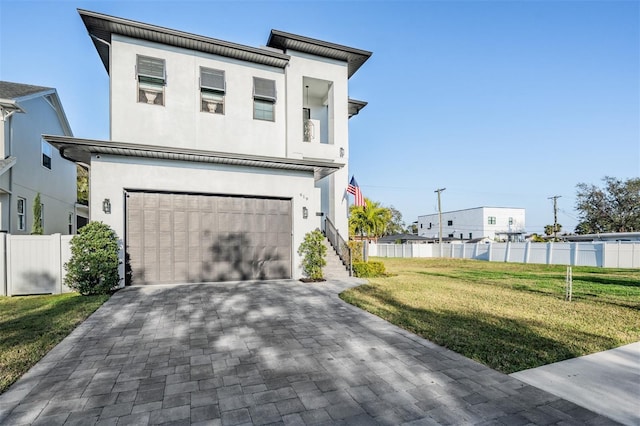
[125,191,292,284]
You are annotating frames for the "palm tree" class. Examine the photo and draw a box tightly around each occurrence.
[349,198,391,242]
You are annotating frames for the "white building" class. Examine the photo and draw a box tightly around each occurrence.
[417,207,526,242]
[46,10,371,285]
[0,81,77,235]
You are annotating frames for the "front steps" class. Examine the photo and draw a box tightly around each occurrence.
[322,238,351,280]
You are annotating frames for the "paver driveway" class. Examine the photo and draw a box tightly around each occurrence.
[0,279,619,425]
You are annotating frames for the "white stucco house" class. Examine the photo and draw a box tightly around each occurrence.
[46,10,371,285]
[417,207,526,242]
[0,81,78,235]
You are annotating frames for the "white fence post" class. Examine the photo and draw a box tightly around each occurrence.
[0,233,6,296]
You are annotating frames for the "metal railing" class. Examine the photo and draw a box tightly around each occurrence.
[323,217,352,276]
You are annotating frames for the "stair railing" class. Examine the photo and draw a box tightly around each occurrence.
[322,217,352,276]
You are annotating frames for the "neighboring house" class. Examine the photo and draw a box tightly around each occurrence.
[563,232,640,242]
[0,81,77,235]
[378,234,431,244]
[417,207,526,242]
[46,9,371,285]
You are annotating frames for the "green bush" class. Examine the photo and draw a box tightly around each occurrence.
[65,222,120,295]
[31,192,43,235]
[348,240,364,263]
[297,229,327,280]
[353,261,386,278]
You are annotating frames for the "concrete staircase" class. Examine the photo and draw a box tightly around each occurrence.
[322,238,351,280]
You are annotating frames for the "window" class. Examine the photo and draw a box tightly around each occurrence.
[469,233,473,239]
[488,216,496,225]
[17,197,26,231]
[447,220,453,226]
[137,55,165,105]
[200,67,225,114]
[42,141,52,169]
[253,77,276,121]
[509,217,514,225]
[460,233,463,240]
[448,234,454,238]
[420,223,423,229]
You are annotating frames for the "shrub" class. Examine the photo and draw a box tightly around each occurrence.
[65,222,120,295]
[297,229,327,280]
[353,261,386,278]
[348,240,364,263]
[31,192,43,235]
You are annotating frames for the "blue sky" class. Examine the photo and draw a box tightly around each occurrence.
[1,0,638,234]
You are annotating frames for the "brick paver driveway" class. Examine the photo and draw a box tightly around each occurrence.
[0,280,619,425]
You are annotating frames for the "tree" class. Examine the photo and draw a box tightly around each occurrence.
[544,224,562,236]
[385,206,405,236]
[77,165,89,204]
[349,198,391,240]
[65,221,120,295]
[31,192,43,235]
[575,177,640,234]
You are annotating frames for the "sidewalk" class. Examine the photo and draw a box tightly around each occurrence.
[511,341,640,426]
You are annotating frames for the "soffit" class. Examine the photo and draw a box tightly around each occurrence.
[267,30,372,78]
[43,135,343,180]
[78,9,290,74]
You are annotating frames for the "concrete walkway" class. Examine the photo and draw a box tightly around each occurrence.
[0,279,622,425]
[511,342,640,426]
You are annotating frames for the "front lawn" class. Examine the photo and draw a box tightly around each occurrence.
[340,258,640,373]
[0,293,109,394]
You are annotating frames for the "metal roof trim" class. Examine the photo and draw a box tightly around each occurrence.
[43,135,344,180]
[78,9,290,73]
[267,29,372,78]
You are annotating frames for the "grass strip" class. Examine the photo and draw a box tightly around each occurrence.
[0,293,109,394]
[340,258,640,373]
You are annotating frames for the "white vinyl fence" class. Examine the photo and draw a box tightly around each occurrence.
[370,241,640,269]
[0,233,73,296]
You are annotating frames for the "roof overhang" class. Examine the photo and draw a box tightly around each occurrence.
[348,99,368,118]
[0,99,25,115]
[78,9,290,74]
[43,135,344,181]
[267,29,372,78]
[0,156,17,177]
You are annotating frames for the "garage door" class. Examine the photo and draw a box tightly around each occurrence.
[125,191,292,284]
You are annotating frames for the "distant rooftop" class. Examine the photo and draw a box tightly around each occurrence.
[0,81,52,100]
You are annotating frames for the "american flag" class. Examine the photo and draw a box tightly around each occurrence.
[347,176,365,207]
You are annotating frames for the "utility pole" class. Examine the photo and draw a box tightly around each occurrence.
[435,188,446,257]
[548,195,562,241]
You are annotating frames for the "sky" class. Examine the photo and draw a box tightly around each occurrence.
[1,0,638,234]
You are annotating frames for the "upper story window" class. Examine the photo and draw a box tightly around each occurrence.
[488,216,497,225]
[253,77,276,121]
[200,67,225,114]
[41,140,52,169]
[17,197,26,231]
[509,217,514,225]
[447,220,453,226]
[137,55,166,106]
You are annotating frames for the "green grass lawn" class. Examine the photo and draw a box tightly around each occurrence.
[340,258,640,374]
[0,293,109,394]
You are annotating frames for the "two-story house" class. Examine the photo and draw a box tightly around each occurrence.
[46,10,371,285]
[417,207,526,242]
[0,81,77,235]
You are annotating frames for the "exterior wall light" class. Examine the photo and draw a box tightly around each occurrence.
[302,206,308,219]
[102,198,111,214]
